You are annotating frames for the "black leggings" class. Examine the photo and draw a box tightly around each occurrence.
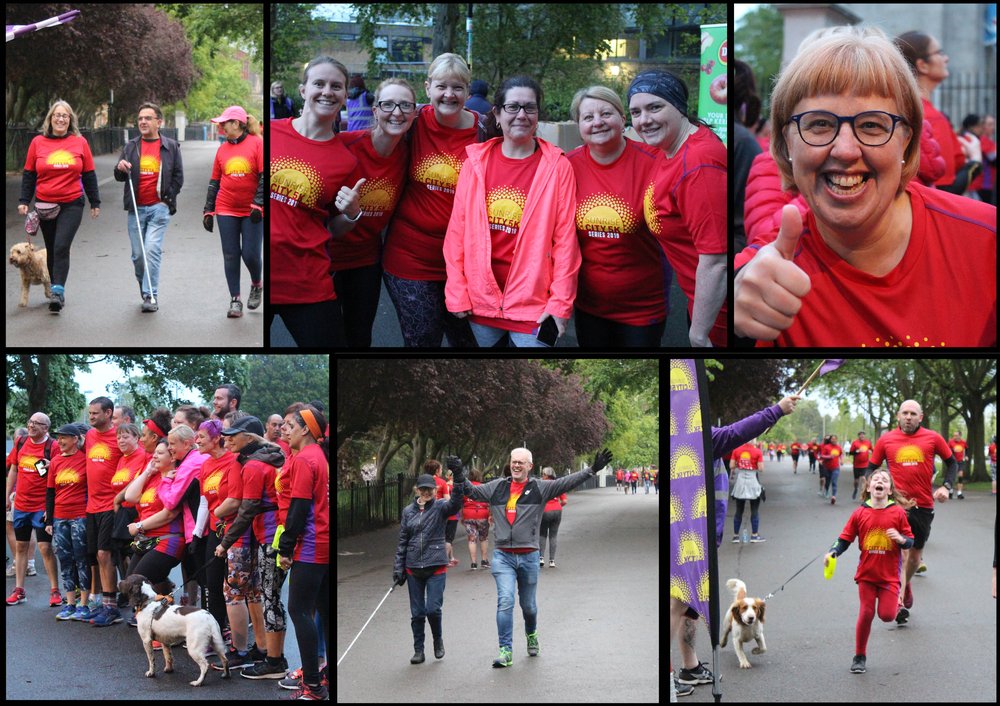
[287,561,329,685]
[40,196,85,287]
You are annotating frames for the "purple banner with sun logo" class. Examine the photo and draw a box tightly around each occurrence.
[669,359,716,630]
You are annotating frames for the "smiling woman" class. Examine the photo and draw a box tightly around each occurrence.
[734,25,997,348]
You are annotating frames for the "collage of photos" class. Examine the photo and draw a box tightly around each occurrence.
[5,4,995,349]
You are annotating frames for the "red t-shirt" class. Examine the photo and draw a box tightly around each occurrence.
[23,134,96,203]
[870,427,953,509]
[270,118,358,304]
[212,134,264,217]
[730,443,762,470]
[85,427,125,514]
[201,451,239,533]
[112,448,149,508]
[467,140,543,334]
[137,473,185,559]
[948,438,967,462]
[48,450,88,519]
[839,501,913,587]
[849,439,874,469]
[644,126,728,345]
[505,479,527,526]
[289,444,329,564]
[821,443,843,470]
[138,138,162,205]
[567,140,667,326]
[383,105,480,281]
[332,130,410,271]
[11,437,52,512]
[755,181,996,347]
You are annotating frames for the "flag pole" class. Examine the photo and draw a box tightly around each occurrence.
[795,360,828,396]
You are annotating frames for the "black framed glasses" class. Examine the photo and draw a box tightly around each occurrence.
[501,103,538,115]
[788,110,909,147]
[377,101,416,114]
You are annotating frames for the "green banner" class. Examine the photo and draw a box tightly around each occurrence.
[698,23,727,145]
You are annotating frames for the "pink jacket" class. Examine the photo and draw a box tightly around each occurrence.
[444,137,581,322]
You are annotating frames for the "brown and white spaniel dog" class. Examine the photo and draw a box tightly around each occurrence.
[720,578,766,668]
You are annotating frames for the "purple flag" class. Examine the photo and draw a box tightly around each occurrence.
[669,359,715,628]
[6,9,80,43]
[818,359,845,377]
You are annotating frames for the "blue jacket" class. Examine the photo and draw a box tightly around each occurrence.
[394,481,464,572]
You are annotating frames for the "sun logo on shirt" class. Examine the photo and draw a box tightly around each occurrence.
[89,442,111,464]
[140,485,158,506]
[357,177,397,216]
[862,528,895,552]
[224,156,252,177]
[111,468,133,486]
[271,157,322,208]
[487,186,527,229]
[576,193,638,237]
[643,181,660,236]
[140,154,160,175]
[56,467,82,485]
[413,152,463,190]
[46,149,76,169]
[894,445,925,466]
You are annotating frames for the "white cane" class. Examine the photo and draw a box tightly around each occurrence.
[126,170,156,305]
[336,584,397,667]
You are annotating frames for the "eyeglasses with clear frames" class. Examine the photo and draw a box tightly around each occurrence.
[377,101,416,114]
[788,110,909,147]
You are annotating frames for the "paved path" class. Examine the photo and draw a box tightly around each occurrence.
[671,458,997,702]
[337,487,660,702]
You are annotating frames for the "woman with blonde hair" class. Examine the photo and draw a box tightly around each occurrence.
[566,85,666,347]
[382,53,481,347]
[17,100,101,312]
[735,26,995,347]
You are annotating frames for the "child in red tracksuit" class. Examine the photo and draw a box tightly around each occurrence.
[824,469,914,674]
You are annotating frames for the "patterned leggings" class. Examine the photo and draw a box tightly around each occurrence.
[383,271,477,347]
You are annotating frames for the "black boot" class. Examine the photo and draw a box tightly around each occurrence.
[427,614,444,659]
[411,615,425,663]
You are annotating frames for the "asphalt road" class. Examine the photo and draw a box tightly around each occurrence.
[670,457,997,702]
[337,486,660,702]
[4,559,303,699]
[6,140,263,347]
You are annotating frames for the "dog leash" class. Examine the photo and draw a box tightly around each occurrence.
[762,550,826,601]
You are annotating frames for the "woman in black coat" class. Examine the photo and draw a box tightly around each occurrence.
[393,459,464,663]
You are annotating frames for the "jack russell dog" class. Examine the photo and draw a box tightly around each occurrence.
[118,574,230,686]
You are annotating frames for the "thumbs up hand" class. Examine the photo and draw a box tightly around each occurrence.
[335,178,366,220]
[734,205,812,341]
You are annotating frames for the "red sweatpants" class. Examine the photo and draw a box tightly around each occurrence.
[855,580,899,656]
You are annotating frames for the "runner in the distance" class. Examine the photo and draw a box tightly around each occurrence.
[867,399,957,624]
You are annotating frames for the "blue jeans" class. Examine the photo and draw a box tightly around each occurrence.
[491,549,538,649]
[470,322,550,348]
[406,571,446,650]
[127,202,170,297]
